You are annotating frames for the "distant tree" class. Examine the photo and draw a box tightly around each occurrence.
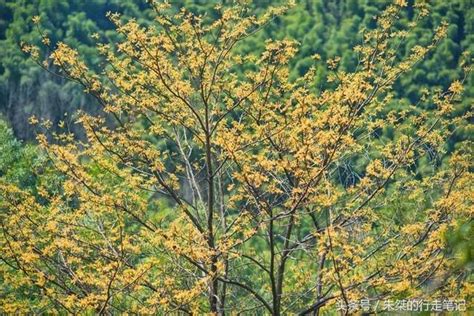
[0,0,155,140]
[1,1,472,314]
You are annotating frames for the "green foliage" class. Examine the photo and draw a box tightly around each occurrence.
[446,221,474,269]
[0,118,38,187]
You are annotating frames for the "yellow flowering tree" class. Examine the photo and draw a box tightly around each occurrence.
[1,1,472,314]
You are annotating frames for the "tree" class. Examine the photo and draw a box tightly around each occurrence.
[1,1,472,314]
